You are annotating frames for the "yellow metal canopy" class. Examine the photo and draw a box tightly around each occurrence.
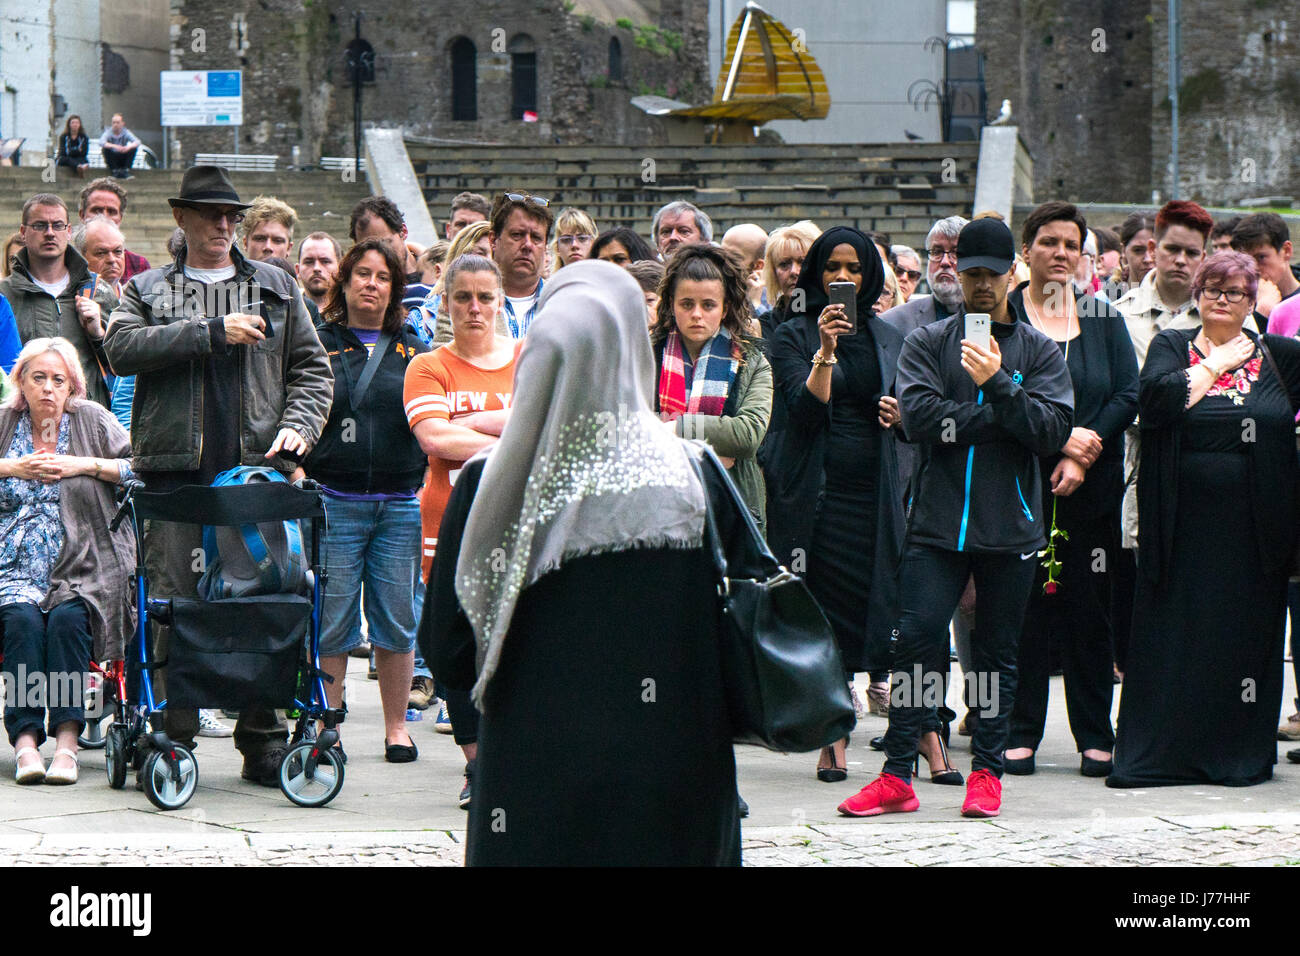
[673,2,830,123]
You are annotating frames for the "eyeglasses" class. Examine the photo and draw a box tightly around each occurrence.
[26,221,68,233]
[1200,287,1250,303]
[558,234,593,246]
[504,192,550,207]
[184,206,245,224]
[899,269,922,281]
[927,248,958,262]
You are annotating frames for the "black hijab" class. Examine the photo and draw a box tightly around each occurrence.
[785,226,885,323]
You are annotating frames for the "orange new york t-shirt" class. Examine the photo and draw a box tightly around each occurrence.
[404,344,518,580]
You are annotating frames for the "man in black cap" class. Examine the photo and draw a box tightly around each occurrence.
[104,166,333,786]
[837,217,1074,821]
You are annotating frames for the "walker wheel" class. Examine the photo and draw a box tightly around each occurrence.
[105,725,128,790]
[141,745,198,810]
[279,740,344,807]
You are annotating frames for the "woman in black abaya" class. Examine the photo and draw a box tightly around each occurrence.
[421,259,747,865]
[1109,251,1300,788]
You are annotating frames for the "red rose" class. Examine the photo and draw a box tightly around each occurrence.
[1045,581,1058,595]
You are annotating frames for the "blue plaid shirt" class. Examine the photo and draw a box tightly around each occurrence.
[502,277,545,339]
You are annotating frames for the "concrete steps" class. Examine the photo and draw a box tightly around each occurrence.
[0,169,370,268]
[409,142,978,249]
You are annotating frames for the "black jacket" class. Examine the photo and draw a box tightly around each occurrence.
[303,322,429,493]
[1009,286,1139,521]
[57,133,88,165]
[896,315,1074,553]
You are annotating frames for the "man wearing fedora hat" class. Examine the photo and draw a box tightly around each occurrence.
[104,166,333,786]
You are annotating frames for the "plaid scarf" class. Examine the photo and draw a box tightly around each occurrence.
[658,327,739,421]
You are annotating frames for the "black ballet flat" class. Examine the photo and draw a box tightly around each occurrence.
[1003,753,1035,775]
[1081,755,1113,778]
[1289,748,1300,765]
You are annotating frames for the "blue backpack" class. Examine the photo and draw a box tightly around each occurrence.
[197,466,308,600]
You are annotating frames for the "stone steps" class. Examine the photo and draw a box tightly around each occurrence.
[410,142,977,249]
[0,169,370,267]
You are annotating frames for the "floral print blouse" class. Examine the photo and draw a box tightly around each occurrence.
[1189,341,1262,407]
[0,413,70,606]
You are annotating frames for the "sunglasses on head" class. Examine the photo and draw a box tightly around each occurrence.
[504,192,550,207]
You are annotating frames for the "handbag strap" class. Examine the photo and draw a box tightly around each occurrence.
[687,450,730,588]
[687,443,783,581]
[1259,335,1296,413]
[347,329,395,412]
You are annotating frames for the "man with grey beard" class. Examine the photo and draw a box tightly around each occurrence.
[879,216,970,337]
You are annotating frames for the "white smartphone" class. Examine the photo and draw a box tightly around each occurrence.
[964,312,991,352]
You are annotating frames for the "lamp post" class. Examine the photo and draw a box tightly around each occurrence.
[344,12,375,177]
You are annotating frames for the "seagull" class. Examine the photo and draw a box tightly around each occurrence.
[989,99,1013,125]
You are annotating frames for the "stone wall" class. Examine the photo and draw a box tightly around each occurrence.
[169,0,712,164]
[977,0,1300,206]
[1149,0,1300,205]
[976,0,1154,205]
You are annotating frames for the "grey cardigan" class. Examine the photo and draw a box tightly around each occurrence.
[0,401,136,660]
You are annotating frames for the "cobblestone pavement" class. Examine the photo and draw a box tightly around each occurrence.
[4,662,1300,865]
[4,817,1300,866]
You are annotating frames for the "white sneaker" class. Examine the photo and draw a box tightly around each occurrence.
[198,709,234,737]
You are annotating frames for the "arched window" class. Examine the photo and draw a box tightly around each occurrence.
[450,36,477,121]
[509,34,537,120]
[608,36,623,82]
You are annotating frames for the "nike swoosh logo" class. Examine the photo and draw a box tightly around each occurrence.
[1020,551,1037,560]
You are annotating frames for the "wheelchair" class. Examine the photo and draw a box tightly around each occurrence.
[99,478,345,810]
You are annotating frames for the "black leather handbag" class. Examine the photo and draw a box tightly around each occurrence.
[690,447,856,752]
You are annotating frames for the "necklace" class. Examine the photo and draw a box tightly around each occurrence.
[1024,288,1076,361]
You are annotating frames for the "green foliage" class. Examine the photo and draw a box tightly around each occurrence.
[588,74,608,88]
[579,13,595,31]
[630,23,682,57]
[562,0,575,10]
[616,17,634,29]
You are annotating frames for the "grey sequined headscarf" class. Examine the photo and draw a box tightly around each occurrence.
[455,258,707,707]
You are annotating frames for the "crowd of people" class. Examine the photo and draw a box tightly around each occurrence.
[2,159,1300,864]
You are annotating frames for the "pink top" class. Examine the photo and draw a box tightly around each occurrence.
[1267,295,1300,340]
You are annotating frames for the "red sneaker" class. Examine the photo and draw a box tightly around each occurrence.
[837,773,919,817]
[961,768,1002,817]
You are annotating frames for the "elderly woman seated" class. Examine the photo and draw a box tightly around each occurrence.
[0,337,135,785]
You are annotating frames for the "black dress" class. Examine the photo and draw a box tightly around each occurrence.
[807,327,883,669]
[424,456,743,866]
[767,313,906,674]
[1110,330,1300,787]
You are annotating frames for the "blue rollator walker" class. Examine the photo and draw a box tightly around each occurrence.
[100,477,345,810]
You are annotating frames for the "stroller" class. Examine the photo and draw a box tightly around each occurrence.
[95,477,345,810]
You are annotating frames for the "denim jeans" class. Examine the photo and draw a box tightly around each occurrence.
[319,495,422,656]
[1,599,92,746]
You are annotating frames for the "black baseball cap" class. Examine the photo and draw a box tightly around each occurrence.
[956,218,1015,274]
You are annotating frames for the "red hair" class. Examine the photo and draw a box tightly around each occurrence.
[1155,200,1213,242]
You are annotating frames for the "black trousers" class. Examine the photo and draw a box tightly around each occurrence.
[883,543,1038,781]
[1,600,92,746]
[105,145,137,175]
[1007,514,1117,753]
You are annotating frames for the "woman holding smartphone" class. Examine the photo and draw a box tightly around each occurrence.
[768,227,911,784]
